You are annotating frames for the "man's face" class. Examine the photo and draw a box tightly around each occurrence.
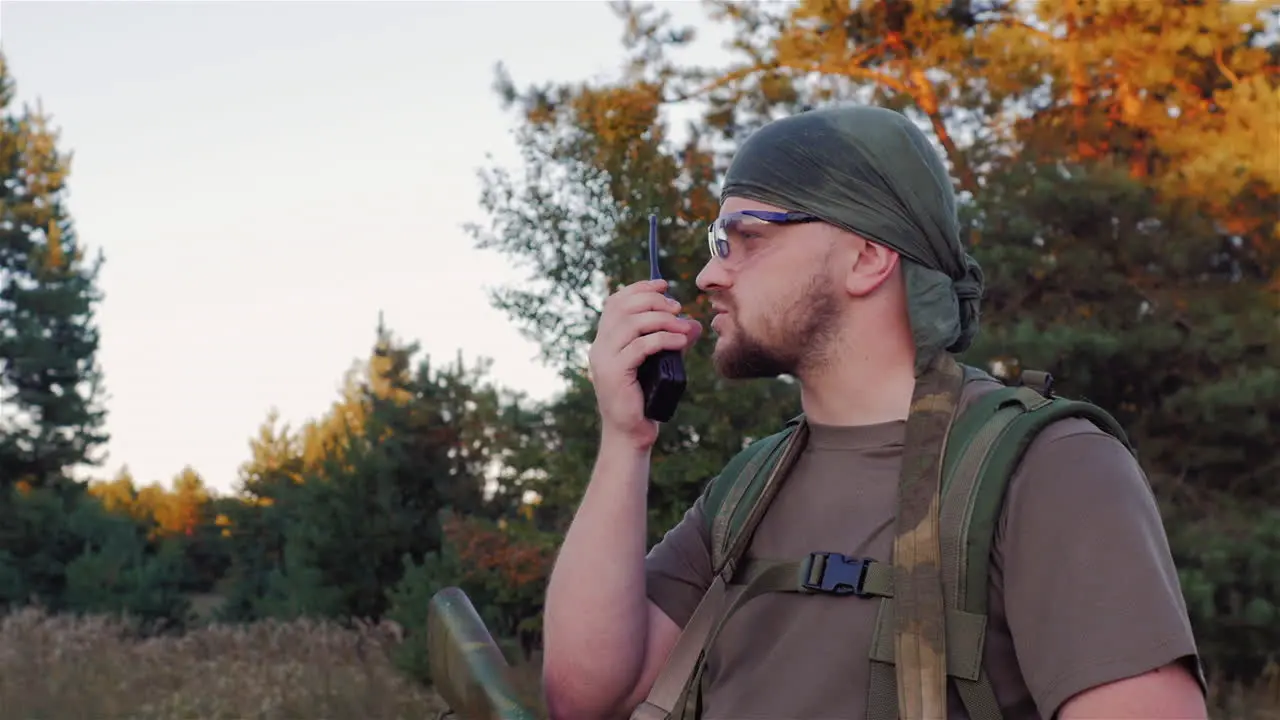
[695,197,845,380]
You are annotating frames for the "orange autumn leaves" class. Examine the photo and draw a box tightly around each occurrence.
[441,512,556,590]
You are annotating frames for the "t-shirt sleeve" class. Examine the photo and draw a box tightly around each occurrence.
[644,490,714,629]
[997,417,1206,718]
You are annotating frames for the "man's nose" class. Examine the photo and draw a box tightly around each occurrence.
[696,256,731,293]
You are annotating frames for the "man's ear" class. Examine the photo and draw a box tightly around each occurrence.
[845,240,900,298]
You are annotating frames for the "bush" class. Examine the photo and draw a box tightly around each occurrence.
[1173,504,1280,684]
[385,509,555,685]
[0,486,191,631]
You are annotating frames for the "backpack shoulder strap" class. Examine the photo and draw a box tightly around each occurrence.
[943,379,1131,616]
[867,367,1131,720]
[703,415,805,575]
[633,418,808,720]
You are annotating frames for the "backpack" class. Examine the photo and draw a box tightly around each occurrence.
[630,364,1133,720]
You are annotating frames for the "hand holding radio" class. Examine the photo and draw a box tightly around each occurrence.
[587,215,699,449]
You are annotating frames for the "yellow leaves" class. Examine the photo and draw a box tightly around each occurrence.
[1191,33,1217,59]
[569,84,661,148]
[1117,81,1143,122]
[43,220,65,274]
[1153,73,1280,206]
[563,83,669,174]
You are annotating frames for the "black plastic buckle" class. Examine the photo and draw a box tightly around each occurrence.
[801,552,871,596]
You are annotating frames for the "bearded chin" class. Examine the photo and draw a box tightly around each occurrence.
[711,271,843,381]
[713,331,797,379]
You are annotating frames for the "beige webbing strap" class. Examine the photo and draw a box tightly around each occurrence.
[630,578,728,720]
[631,555,820,719]
[681,561,803,694]
[635,422,809,720]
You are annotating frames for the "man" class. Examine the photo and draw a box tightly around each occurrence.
[540,105,1206,720]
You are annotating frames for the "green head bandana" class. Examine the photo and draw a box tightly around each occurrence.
[719,105,984,372]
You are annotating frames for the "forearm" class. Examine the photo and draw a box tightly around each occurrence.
[542,430,654,717]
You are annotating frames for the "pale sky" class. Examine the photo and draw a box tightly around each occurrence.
[0,0,731,495]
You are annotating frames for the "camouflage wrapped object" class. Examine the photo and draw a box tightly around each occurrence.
[427,587,540,720]
[890,351,964,719]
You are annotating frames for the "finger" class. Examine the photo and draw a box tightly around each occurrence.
[606,289,681,319]
[617,311,692,348]
[597,308,687,353]
[608,279,669,301]
[620,331,690,371]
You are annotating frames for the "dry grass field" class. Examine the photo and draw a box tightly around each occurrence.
[1,604,1277,720]
[0,606,445,719]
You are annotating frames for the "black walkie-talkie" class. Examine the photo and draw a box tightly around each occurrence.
[637,213,687,423]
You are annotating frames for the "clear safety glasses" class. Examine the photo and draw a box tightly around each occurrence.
[707,209,821,261]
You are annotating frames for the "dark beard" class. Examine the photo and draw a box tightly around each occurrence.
[712,273,842,380]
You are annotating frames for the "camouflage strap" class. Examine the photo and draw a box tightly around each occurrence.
[864,381,1035,720]
[891,351,965,720]
[867,372,1132,720]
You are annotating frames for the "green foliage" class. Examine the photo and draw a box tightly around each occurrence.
[960,159,1279,501]
[214,319,535,628]
[252,520,345,621]
[384,548,461,685]
[62,532,190,632]
[1172,504,1280,684]
[0,54,109,492]
[0,485,191,630]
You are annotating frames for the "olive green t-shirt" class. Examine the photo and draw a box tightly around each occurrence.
[643,378,1204,719]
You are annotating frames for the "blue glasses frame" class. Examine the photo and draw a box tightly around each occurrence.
[707,209,821,260]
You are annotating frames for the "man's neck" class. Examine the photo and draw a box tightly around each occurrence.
[796,337,919,428]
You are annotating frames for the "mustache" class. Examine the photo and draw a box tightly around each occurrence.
[707,293,735,314]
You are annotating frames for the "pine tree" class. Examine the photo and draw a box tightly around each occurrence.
[0,53,108,493]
